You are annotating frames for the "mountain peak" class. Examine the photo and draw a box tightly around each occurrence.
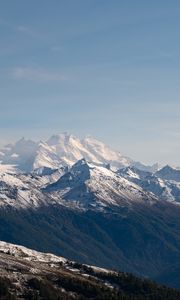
[155,165,180,182]
[73,158,88,167]
[0,132,166,173]
[157,165,175,173]
[71,158,92,178]
[15,137,37,146]
[47,132,78,146]
[83,135,104,144]
[162,165,174,171]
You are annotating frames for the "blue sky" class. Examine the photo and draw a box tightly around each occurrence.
[0,0,180,165]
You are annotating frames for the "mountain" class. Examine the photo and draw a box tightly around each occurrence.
[0,241,179,300]
[118,166,180,203]
[33,132,135,170]
[0,166,65,209]
[0,133,159,172]
[132,161,160,173]
[45,159,157,210]
[0,133,180,289]
[0,158,157,210]
[0,138,38,172]
[33,141,63,171]
[155,165,180,182]
[81,135,132,169]
[0,159,180,289]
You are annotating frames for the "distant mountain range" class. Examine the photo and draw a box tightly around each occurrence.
[0,133,180,289]
[0,132,160,172]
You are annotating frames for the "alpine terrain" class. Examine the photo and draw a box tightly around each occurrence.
[0,133,180,289]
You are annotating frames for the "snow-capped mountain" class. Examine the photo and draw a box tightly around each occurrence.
[44,158,157,210]
[0,138,38,172]
[0,166,66,209]
[0,172,48,209]
[0,132,159,172]
[0,164,180,290]
[118,166,180,203]
[0,156,179,210]
[0,158,159,210]
[0,155,180,289]
[155,165,180,182]
[0,133,180,290]
[36,133,134,170]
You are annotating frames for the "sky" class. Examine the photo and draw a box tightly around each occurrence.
[0,0,180,165]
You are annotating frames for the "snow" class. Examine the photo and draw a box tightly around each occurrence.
[126,169,140,179]
[33,141,61,170]
[90,266,110,273]
[82,136,131,167]
[0,240,112,281]
[0,173,26,188]
[11,153,19,158]
[0,240,113,284]
[0,164,17,174]
[0,170,62,209]
[0,156,179,211]
[0,241,66,263]
[118,166,180,204]
[45,159,158,210]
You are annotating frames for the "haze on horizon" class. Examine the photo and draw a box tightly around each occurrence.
[0,0,180,166]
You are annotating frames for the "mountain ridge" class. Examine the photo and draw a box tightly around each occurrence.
[0,133,160,172]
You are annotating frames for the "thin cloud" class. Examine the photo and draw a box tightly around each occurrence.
[51,46,63,52]
[10,67,66,82]
[16,25,38,38]
[0,18,41,39]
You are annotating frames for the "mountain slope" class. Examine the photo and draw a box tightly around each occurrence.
[37,133,134,170]
[1,199,180,289]
[0,241,179,300]
[155,165,180,182]
[0,160,180,288]
[118,166,180,203]
[45,159,157,210]
[0,135,180,290]
[0,168,64,209]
